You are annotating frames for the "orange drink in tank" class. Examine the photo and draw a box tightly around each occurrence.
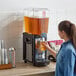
[39,18,49,34]
[30,17,39,35]
[24,16,31,33]
[24,16,49,35]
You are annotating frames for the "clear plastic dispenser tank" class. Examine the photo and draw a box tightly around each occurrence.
[23,8,49,35]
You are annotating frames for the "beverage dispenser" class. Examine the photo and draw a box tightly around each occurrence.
[23,8,50,66]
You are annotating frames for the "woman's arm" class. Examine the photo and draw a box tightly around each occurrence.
[42,42,56,58]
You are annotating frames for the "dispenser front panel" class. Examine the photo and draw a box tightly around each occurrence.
[35,38,46,62]
[26,43,32,62]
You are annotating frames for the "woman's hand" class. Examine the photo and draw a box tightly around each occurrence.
[42,41,56,58]
[41,41,51,49]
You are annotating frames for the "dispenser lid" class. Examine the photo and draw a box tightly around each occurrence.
[24,8,50,18]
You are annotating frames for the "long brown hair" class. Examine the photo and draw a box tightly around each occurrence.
[58,20,76,49]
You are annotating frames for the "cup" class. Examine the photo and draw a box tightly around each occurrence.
[40,42,46,51]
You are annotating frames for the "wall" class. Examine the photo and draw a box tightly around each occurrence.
[0,0,76,11]
[0,13,23,62]
[47,9,76,40]
[0,0,76,62]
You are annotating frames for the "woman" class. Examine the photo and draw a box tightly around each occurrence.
[42,20,76,76]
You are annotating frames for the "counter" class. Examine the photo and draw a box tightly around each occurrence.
[0,62,56,76]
